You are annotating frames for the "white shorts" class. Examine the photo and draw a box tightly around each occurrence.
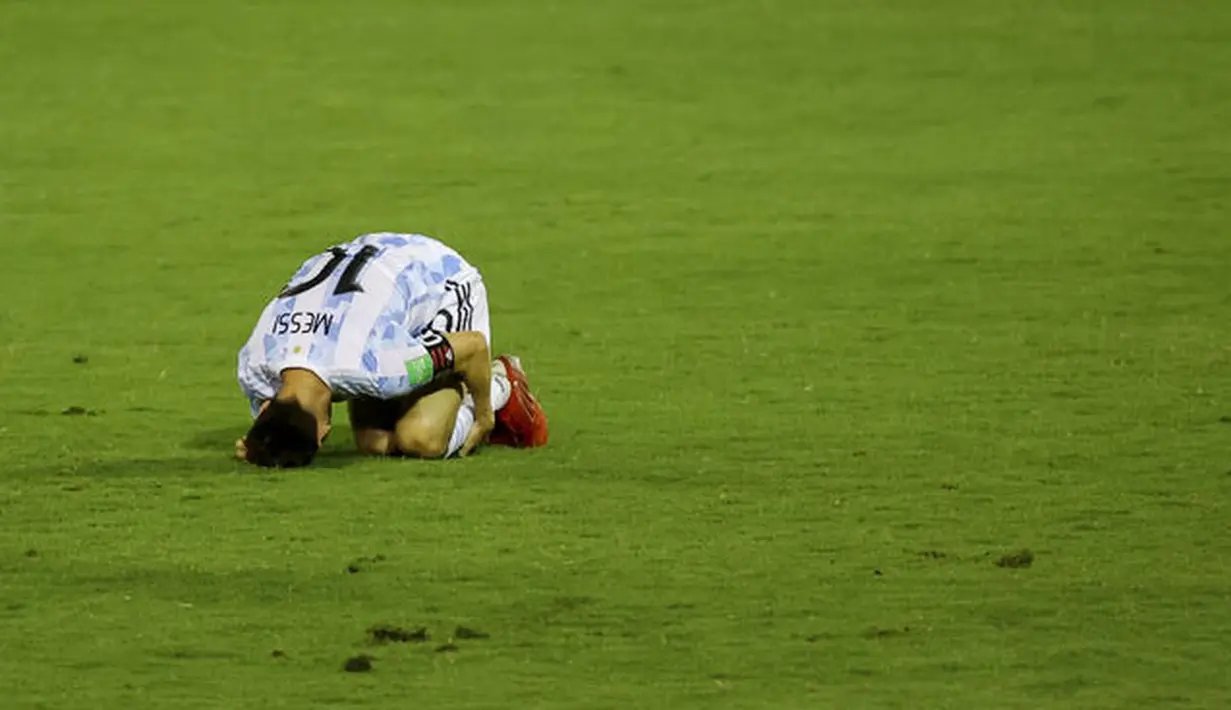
[424,271,492,350]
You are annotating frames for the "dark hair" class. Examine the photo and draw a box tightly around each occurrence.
[243,399,319,468]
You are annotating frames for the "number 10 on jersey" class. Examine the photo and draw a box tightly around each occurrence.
[279,245,380,298]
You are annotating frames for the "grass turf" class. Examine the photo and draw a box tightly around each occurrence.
[1,0,1230,707]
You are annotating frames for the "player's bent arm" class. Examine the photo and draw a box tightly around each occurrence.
[443,331,496,455]
[443,332,492,414]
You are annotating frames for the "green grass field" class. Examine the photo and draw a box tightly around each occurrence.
[2,0,1229,707]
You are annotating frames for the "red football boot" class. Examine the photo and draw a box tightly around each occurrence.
[487,355,548,448]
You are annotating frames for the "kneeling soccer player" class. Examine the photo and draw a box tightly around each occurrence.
[234,232,548,468]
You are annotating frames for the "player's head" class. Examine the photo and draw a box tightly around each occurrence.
[242,399,320,468]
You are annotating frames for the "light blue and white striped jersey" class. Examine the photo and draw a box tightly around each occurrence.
[237,233,479,416]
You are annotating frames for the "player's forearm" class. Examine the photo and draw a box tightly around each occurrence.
[445,332,493,413]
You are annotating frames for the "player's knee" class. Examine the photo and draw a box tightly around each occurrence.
[354,429,395,457]
[395,426,450,459]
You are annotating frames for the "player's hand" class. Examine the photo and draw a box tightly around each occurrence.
[234,437,248,462]
[460,408,495,457]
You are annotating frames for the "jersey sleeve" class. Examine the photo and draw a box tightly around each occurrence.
[237,346,277,418]
[351,333,455,400]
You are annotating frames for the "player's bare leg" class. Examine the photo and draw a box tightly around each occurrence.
[351,394,407,455]
[351,418,396,457]
[348,375,461,458]
[393,380,466,458]
[350,362,514,459]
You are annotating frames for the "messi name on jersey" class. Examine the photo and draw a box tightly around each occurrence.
[271,311,335,336]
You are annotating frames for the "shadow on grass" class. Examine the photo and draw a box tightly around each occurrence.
[182,426,365,470]
[183,426,252,453]
[15,453,365,479]
[10,427,370,479]
[12,422,477,479]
